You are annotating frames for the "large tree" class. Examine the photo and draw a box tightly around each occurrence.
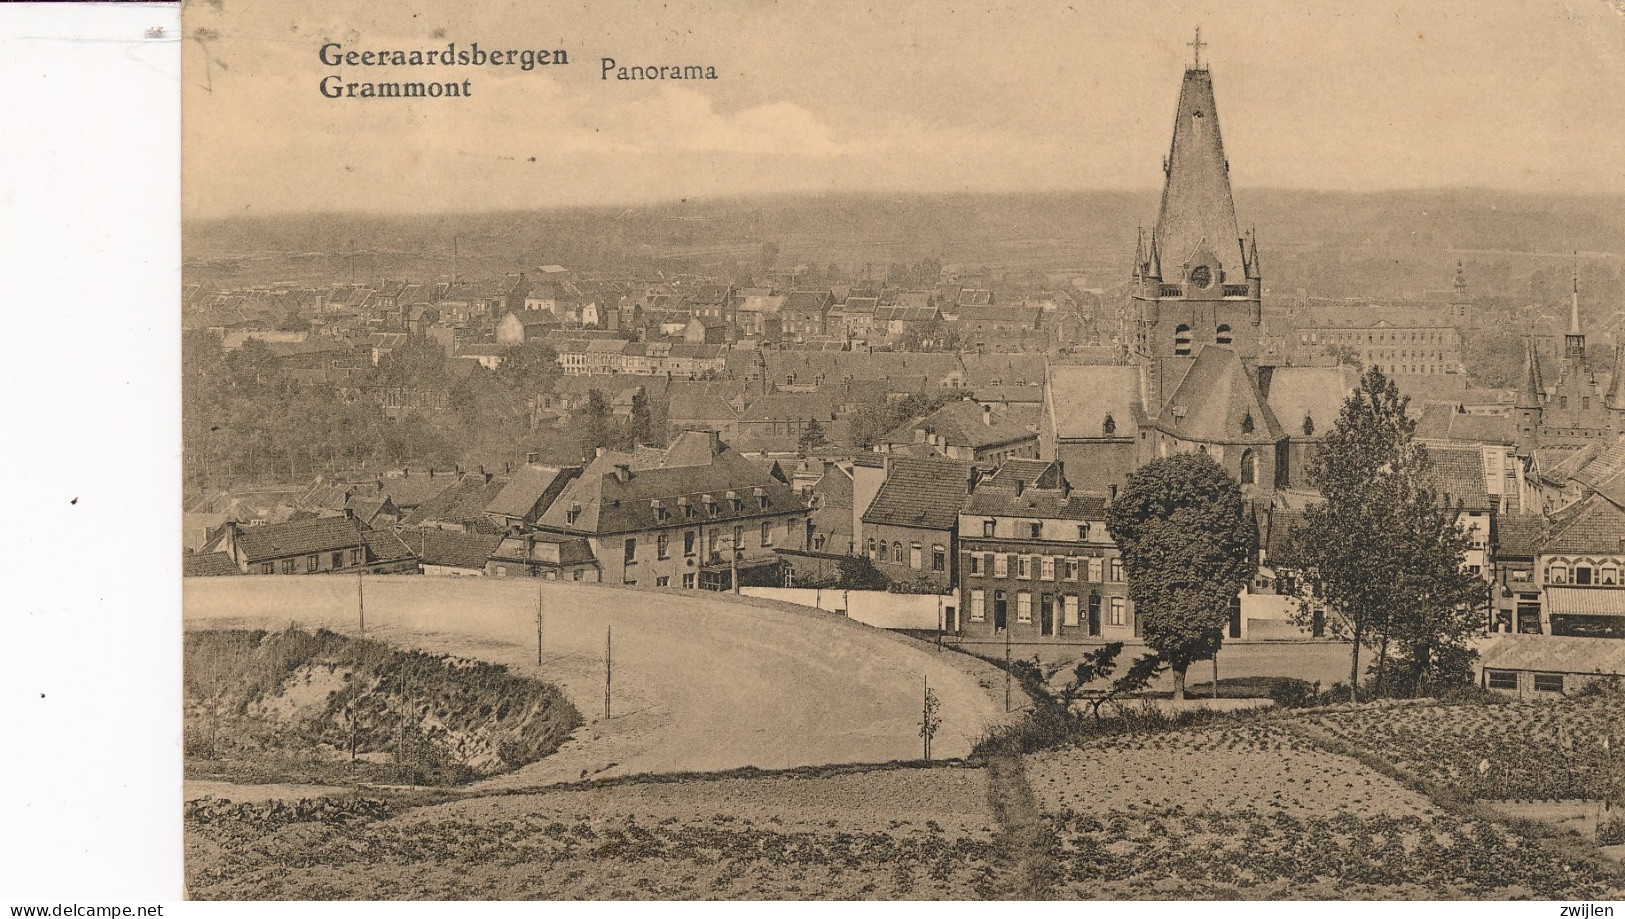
[1283,366,1480,700]
[1105,452,1257,701]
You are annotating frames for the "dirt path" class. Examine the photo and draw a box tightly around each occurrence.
[985,751,1059,899]
[184,577,1012,788]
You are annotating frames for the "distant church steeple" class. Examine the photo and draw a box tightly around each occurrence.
[1564,257,1586,363]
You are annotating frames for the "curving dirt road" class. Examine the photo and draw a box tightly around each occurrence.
[183,577,1012,789]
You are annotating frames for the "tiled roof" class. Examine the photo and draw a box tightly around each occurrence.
[1414,403,1517,446]
[954,306,1035,324]
[486,465,579,520]
[362,527,416,564]
[782,290,834,313]
[1479,633,1625,675]
[862,457,975,531]
[232,516,367,562]
[406,528,502,570]
[883,400,1035,450]
[401,473,509,527]
[1494,514,1545,557]
[962,488,1106,521]
[534,433,802,535]
[1540,494,1625,555]
[1421,444,1491,511]
[376,474,458,510]
[183,552,241,577]
[490,532,599,567]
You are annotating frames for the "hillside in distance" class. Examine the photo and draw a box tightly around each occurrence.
[184,188,1625,301]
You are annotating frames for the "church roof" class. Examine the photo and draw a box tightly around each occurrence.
[1153,67,1244,275]
[1516,337,1545,410]
[1154,346,1282,444]
[1262,365,1359,440]
[1044,364,1143,441]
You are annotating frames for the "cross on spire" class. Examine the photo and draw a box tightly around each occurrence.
[1188,27,1207,69]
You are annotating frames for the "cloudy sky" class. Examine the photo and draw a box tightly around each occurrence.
[182,0,1625,217]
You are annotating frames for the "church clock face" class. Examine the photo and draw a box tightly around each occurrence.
[1189,265,1213,290]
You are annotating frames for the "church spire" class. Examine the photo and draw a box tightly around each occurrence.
[1517,336,1545,410]
[1152,37,1243,280]
[1565,255,1586,362]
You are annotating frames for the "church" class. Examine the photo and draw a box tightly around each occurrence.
[1042,40,1357,497]
[1514,270,1625,451]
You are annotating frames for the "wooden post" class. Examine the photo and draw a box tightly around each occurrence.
[936,595,943,652]
[357,572,366,638]
[1004,621,1012,712]
[536,585,544,666]
[604,625,612,721]
[922,676,930,761]
[1213,651,1219,701]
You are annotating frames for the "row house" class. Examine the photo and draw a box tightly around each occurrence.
[955,460,1131,640]
[530,431,809,591]
[197,514,418,576]
[780,290,835,341]
[486,531,601,580]
[876,399,1040,464]
[858,456,977,592]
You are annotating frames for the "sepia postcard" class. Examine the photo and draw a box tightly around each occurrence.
[177,0,1625,902]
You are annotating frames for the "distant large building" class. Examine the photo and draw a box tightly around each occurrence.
[1514,270,1624,450]
[1042,49,1356,496]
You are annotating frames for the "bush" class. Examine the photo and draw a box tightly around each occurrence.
[1599,818,1625,847]
[1267,678,1321,709]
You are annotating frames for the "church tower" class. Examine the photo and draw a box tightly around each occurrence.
[1131,30,1262,408]
[1564,263,1587,365]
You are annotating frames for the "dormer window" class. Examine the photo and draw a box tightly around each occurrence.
[1241,411,1254,434]
[565,503,581,525]
[727,490,744,513]
[678,495,694,518]
[1103,414,1116,436]
[1302,414,1315,436]
[652,500,669,522]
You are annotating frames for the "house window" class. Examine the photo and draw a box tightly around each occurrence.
[1088,558,1103,582]
[910,543,923,569]
[281,559,296,575]
[1016,556,1030,579]
[1064,559,1079,581]
[1602,566,1619,586]
[983,519,996,537]
[306,555,319,573]
[994,554,1009,578]
[892,542,904,563]
[1533,673,1564,694]
[1575,566,1594,586]
[351,548,364,566]
[1486,670,1518,690]
[1078,523,1091,541]
[761,521,774,546]
[1063,595,1079,627]
[970,589,985,622]
[932,545,946,572]
[1041,556,1056,580]
[709,530,720,555]
[1240,448,1257,486]
[332,551,344,569]
[867,537,877,559]
[733,526,745,551]
[494,565,508,577]
[1017,591,1032,623]
[657,534,670,559]
[656,576,671,587]
[1548,562,1569,584]
[684,531,696,556]
[1109,558,1124,582]
[1029,521,1043,539]
[571,570,583,581]
[683,572,696,588]
[624,538,637,564]
[1110,597,1126,627]
[260,562,274,575]
[969,554,982,576]
[814,534,826,550]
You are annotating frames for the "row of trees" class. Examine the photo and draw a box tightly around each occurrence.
[182,330,662,489]
[1102,367,1483,702]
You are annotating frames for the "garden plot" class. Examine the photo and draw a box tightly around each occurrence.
[1025,720,1622,899]
[1302,696,1622,802]
[186,766,1008,900]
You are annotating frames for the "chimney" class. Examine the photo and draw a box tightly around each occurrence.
[982,404,993,427]
[708,430,722,455]
[485,472,494,484]
[526,451,540,464]
[613,464,632,483]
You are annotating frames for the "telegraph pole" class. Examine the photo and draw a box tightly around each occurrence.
[357,572,366,638]
[536,585,545,666]
[604,625,613,720]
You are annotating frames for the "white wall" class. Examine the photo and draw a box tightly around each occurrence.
[742,586,950,630]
